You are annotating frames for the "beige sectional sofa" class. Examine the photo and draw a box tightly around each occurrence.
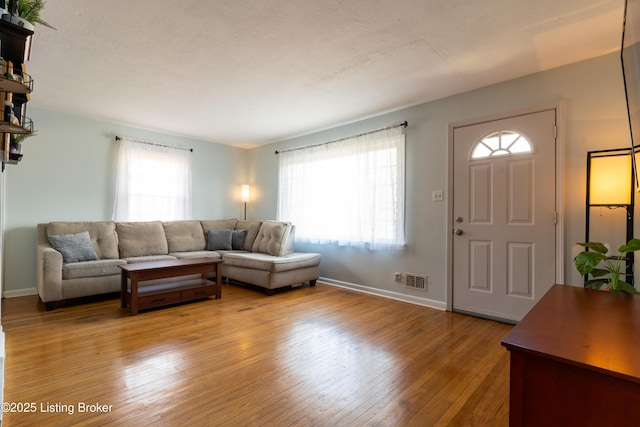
[36,219,321,310]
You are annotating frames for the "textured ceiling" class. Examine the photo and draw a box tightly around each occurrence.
[26,0,624,148]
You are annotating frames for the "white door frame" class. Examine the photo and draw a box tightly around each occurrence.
[445,101,566,312]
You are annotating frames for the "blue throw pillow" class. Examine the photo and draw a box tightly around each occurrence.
[207,229,233,250]
[231,229,247,250]
[48,231,98,263]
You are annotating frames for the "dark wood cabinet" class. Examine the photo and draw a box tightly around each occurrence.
[502,284,640,426]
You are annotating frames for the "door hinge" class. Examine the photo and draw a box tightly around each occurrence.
[553,211,558,224]
[553,125,558,139]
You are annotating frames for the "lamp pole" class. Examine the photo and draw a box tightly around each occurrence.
[241,185,250,221]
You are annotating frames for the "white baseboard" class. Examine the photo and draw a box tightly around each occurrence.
[3,287,37,299]
[319,277,447,311]
[1,281,448,312]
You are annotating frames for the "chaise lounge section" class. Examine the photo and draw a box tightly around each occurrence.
[36,219,321,310]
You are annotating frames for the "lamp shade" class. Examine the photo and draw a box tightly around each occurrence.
[589,154,632,205]
[241,185,251,202]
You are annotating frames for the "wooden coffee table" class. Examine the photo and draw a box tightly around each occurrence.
[119,257,223,315]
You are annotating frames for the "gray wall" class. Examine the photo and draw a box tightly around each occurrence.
[248,52,633,303]
[1,52,634,302]
[3,108,248,294]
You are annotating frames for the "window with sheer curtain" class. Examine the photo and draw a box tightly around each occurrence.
[113,139,192,222]
[277,126,406,250]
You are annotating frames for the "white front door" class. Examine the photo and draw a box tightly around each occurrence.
[451,109,557,322]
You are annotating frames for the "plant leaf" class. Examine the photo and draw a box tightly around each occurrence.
[616,281,639,294]
[577,242,609,254]
[574,251,606,275]
[589,268,610,278]
[619,238,640,254]
[17,0,56,30]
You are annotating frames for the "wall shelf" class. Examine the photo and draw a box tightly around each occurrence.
[0,75,32,94]
[0,17,35,170]
[0,116,32,134]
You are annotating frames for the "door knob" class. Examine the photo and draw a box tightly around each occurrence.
[453,229,464,236]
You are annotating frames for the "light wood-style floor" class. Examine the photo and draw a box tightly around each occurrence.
[1,283,513,427]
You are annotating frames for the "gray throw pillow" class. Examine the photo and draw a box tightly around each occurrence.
[48,231,98,263]
[231,230,247,250]
[207,229,233,250]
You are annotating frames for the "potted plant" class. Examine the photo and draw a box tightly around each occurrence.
[2,0,55,30]
[9,130,35,153]
[16,0,54,29]
[574,239,640,294]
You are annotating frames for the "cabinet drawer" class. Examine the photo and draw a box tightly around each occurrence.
[181,286,216,300]
[138,291,181,308]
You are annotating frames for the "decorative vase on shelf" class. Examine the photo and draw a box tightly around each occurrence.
[0,0,56,32]
[0,0,33,31]
[0,0,33,30]
[5,15,34,31]
[9,140,20,153]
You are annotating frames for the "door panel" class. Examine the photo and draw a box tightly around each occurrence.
[508,242,532,297]
[470,241,492,291]
[470,164,492,223]
[509,159,533,223]
[452,109,556,322]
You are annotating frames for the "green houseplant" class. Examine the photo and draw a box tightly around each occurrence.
[9,130,35,153]
[16,0,54,29]
[574,239,640,294]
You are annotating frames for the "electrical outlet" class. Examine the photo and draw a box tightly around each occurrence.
[394,272,402,282]
[432,190,444,201]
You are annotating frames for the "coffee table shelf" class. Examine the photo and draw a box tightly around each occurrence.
[119,257,223,315]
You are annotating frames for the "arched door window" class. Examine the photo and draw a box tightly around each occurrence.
[470,130,533,159]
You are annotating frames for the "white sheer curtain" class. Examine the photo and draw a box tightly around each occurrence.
[277,126,405,250]
[113,139,192,222]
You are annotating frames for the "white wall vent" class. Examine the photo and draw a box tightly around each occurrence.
[405,273,427,291]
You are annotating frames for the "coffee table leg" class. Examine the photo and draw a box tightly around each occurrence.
[216,262,222,299]
[121,271,127,308]
[130,273,139,316]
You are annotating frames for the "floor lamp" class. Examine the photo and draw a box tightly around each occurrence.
[241,185,250,220]
[585,147,635,286]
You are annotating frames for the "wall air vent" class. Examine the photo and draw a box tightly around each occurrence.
[406,273,427,291]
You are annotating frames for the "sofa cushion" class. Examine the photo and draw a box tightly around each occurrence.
[163,221,206,253]
[62,258,126,280]
[207,229,233,250]
[201,219,239,234]
[122,255,177,264]
[170,251,222,259]
[48,231,98,263]
[251,221,294,256]
[47,221,119,259]
[222,252,321,273]
[236,220,263,251]
[116,221,168,258]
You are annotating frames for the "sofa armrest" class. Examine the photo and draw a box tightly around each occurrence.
[36,245,64,303]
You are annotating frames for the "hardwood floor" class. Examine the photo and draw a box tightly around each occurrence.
[1,283,513,426]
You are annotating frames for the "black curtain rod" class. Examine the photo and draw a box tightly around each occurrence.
[274,120,407,155]
[115,135,193,152]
